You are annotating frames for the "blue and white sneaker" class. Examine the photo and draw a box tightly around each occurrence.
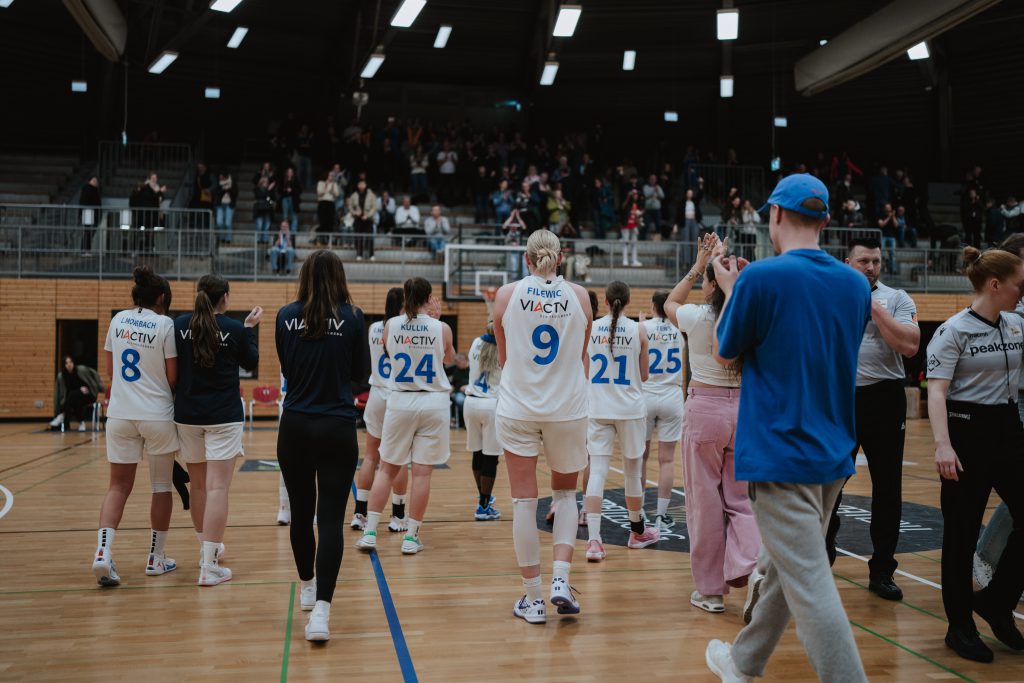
[145,553,178,576]
[550,577,581,614]
[92,548,120,586]
[513,595,547,624]
[474,504,501,521]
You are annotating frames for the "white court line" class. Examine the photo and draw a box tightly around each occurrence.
[0,484,13,520]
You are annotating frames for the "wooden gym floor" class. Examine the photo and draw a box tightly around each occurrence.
[0,419,1021,682]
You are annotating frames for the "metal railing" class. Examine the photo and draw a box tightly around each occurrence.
[99,141,193,185]
[691,164,767,208]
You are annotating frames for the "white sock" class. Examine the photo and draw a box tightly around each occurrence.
[356,488,370,503]
[628,509,642,524]
[279,473,289,505]
[407,518,422,539]
[300,578,315,592]
[150,530,167,556]
[365,511,381,534]
[97,527,115,550]
[392,493,406,505]
[523,575,543,602]
[201,541,221,566]
[657,497,670,518]
[195,530,203,544]
[587,514,602,542]
[552,560,571,583]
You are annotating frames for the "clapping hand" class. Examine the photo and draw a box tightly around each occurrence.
[427,295,442,320]
[244,306,264,328]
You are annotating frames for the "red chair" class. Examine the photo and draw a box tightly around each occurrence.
[248,385,282,430]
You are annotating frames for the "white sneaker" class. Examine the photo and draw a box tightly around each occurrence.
[401,534,423,555]
[356,530,377,551]
[691,590,725,613]
[369,256,376,262]
[631,260,643,267]
[388,516,408,532]
[973,553,993,589]
[705,640,752,682]
[198,542,225,568]
[198,562,232,586]
[305,601,330,641]
[300,579,317,611]
[78,422,87,432]
[145,553,178,576]
[49,413,64,428]
[550,577,580,614]
[350,513,367,530]
[743,569,764,624]
[512,595,547,624]
[92,547,120,586]
[277,505,291,525]
[356,256,363,262]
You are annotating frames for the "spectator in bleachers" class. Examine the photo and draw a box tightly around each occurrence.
[720,194,742,240]
[870,165,895,220]
[253,161,276,190]
[253,177,275,245]
[424,205,452,257]
[50,356,103,432]
[986,199,1006,245]
[833,173,854,216]
[347,178,377,261]
[877,203,899,273]
[676,186,704,249]
[472,165,492,224]
[960,187,984,248]
[329,163,349,213]
[269,221,296,275]
[315,169,342,244]
[80,176,101,254]
[394,196,423,237]
[1001,197,1022,234]
[644,173,666,240]
[377,190,397,234]
[547,188,572,235]
[409,145,430,200]
[592,176,615,240]
[295,124,315,189]
[898,174,919,229]
[279,167,302,232]
[839,199,864,227]
[191,163,215,230]
[621,188,643,267]
[437,140,459,206]
[515,180,540,237]
[737,198,761,259]
[492,179,513,228]
[965,165,984,199]
[896,205,916,247]
[138,173,165,252]
[215,172,238,246]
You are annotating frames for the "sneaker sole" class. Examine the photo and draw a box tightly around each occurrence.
[550,595,580,615]
[401,545,422,555]
[305,629,330,641]
[691,597,725,613]
[93,565,119,586]
[145,564,178,576]
[743,576,763,624]
[356,542,376,552]
[277,519,290,526]
[474,515,501,521]
[198,576,232,587]
[586,553,605,562]
[628,539,659,549]
[513,608,547,624]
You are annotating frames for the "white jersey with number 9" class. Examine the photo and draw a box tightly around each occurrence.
[104,306,177,421]
[497,275,587,421]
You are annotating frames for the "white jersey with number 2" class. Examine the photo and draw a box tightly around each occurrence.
[588,314,645,419]
[385,314,451,394]
[643,316,685,395]
[104,306,177,421]
[497,274,587,422]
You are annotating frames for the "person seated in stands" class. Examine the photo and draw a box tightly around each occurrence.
[50,356,104,432]
[377,190,397,234]
[492,179,514,229]
[839,199,864,227]
[896,205,917,248]
[424,205,452,256]
[395,196,422,234]
[269,220,296,275]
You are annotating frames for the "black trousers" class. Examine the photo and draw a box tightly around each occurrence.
[316,200,336,235]
[826,379,906,577]
[62,390,96,423]
[354,219,374,258]
[943,400,1024,631]
[277,410,359,603]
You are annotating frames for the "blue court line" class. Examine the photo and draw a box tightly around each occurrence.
[351,483,418,682]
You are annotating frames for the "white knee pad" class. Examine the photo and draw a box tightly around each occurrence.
[512,497,540,567]
[551,489,578,548]
[623,456,643,498]
[586,453,611,498]
[148,452,175,494]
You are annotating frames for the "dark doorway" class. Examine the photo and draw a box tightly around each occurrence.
[56,319,99,374]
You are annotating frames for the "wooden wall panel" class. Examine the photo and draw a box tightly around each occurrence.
[0,278,971,418]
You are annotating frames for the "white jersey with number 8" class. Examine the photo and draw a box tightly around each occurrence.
[384,314,451,394]
[104,307,177,421]
[497,275,587,422]
[588,314,645,420]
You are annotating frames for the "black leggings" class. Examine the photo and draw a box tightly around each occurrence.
[62,390,95,422]
[277,410,359,603]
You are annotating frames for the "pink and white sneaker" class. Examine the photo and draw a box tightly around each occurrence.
[585,539,606,562]
[627,526,661,549]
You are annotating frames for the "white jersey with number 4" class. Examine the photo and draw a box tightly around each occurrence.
[466,336,501,398]
[497,275,587,421]
[385,314,451,394]
[368,320,392,393]
[104,307,177,421]
[644,316,685,395]
[588,314,645,420]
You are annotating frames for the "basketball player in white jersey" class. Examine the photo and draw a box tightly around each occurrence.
[92,266,179,586]
[357,278,455,554]
[584,281,659,562]
[465,322,502,520]
[352,287,410,533]
[492,229,592,624]
[640,290,686,532]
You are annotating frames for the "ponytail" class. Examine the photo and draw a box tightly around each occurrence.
[131,265,170,311]
[605,281,630,353]
[403,277,432,321]
[478,322,500,377]
[191,274,229,368]
[651,289,669,320]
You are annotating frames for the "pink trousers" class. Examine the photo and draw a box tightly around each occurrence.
[682,387,761,595]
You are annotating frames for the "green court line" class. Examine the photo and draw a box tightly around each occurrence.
[848,619,975,682]
[14,453,106,495]
[280,582,295,683]
[0,578,299,596]
[912,551,942,564]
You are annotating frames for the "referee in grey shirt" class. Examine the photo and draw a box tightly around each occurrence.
[826,237,920,601]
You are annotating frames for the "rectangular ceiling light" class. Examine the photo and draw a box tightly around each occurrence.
[540,60,559,86]
[71,80,88,93]
[227,26,248,48]
[774,116,788,128]
[390,0,426,28]
[716,9,739,41]
[209,0,244,12]
[148,51,178,74]
[720,75,734,98]
[552,4,582,37]
[434,24,452,48]
[205,87,221,99]
[907,41,930,60]
[664,111,679,123]
[361,51,386,79]
[622,50,636,71]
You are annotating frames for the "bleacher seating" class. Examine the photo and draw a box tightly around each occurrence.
[0,153,79,204]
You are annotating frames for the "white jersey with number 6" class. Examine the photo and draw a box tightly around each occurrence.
[644,316,685,396]
[465,336,501,398]
[588,314,645,420]
[497,275,587,422]
[104,307,177,421]
[385,314,451,394]
[368,320,392,393]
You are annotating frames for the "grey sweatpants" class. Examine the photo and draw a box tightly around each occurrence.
[731,479,867,682]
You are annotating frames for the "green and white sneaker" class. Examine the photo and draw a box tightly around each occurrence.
[400,535,423,555]
[356,530,377,551]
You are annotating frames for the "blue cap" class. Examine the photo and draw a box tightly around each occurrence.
[759,173,830,220]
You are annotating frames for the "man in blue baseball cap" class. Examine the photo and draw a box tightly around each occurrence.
[704,174,871,682]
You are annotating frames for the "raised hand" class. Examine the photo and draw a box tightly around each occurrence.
[244,306,264,328]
